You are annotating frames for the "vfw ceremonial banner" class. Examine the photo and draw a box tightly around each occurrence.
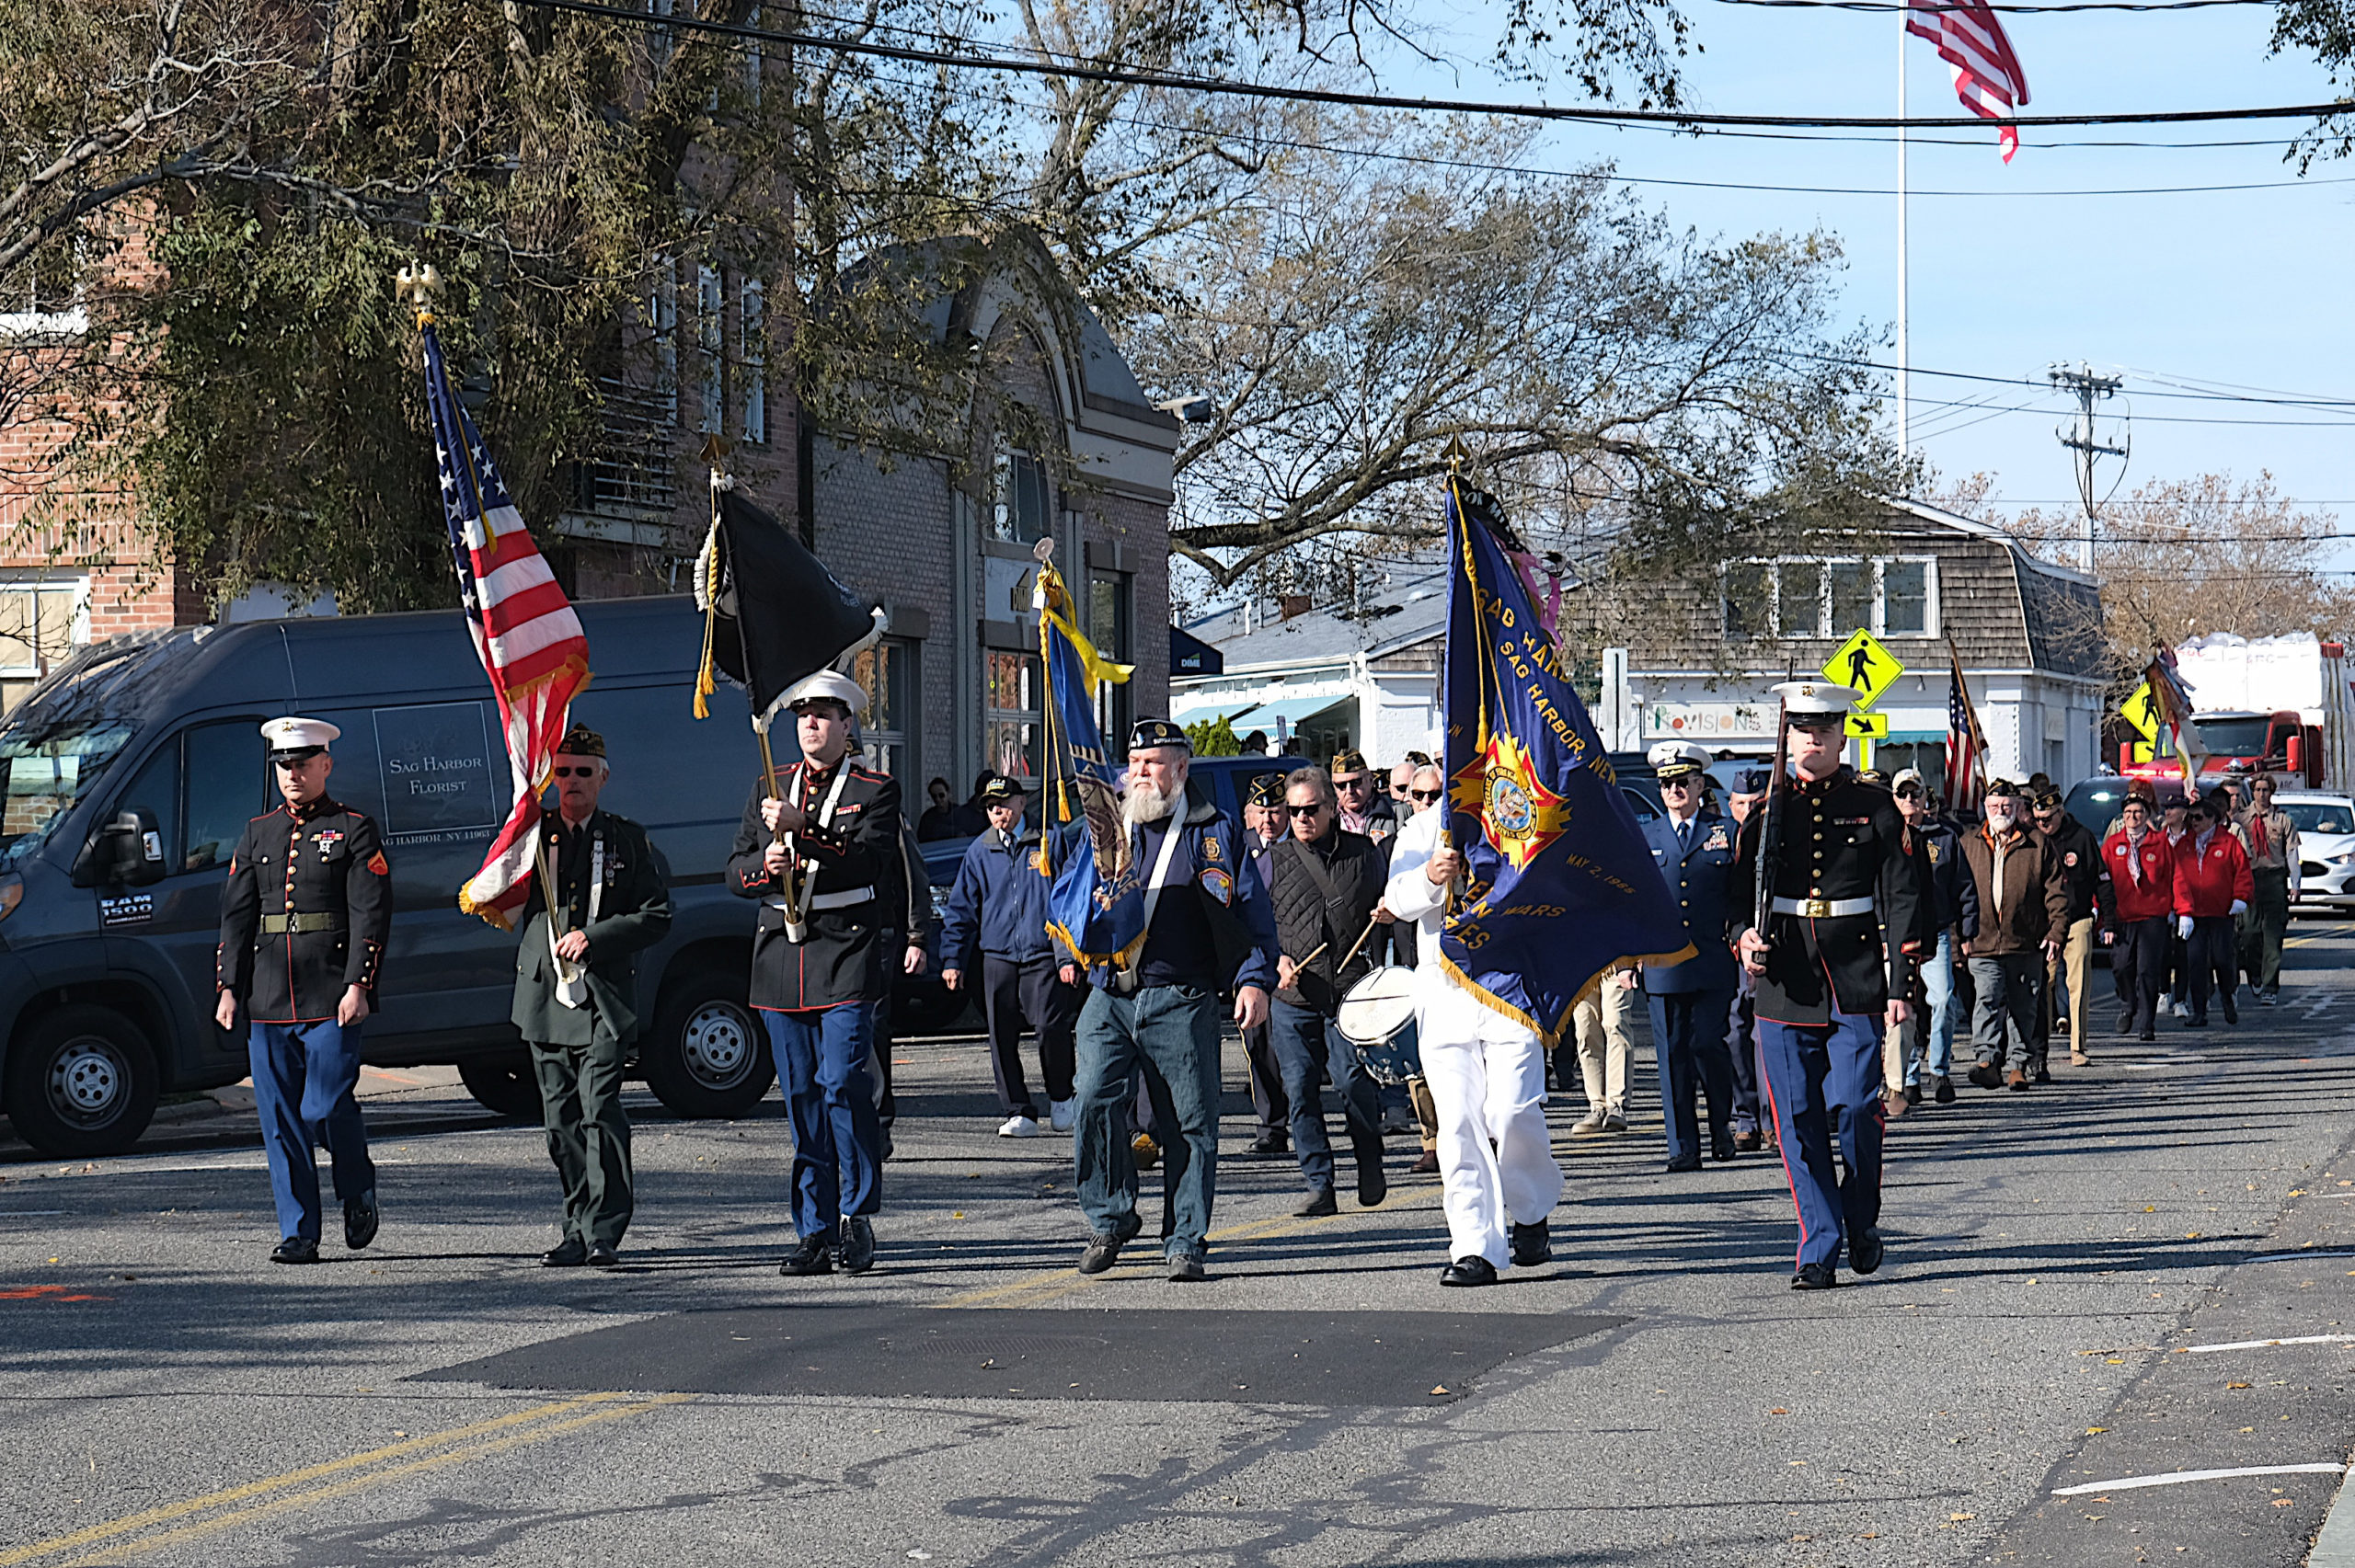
[1438,481,1693,1043]
[1033,557,1139,967]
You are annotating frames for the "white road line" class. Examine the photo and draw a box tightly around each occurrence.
[2054,1464,2350,1497]
[0,1209,67,1216]
[2187,1333,2355,1353]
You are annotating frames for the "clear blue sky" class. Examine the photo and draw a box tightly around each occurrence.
[1383,0,2355,523]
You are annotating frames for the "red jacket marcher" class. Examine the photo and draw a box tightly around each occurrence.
[2173,827,2254,919]
[2100,828,2177,925]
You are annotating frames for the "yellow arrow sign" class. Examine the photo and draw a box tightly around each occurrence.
[1844,711,1890,739]
[1821,628,1906,711]
[2120,681,2163,741]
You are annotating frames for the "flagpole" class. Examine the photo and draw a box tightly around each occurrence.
[1896,0,1909,459]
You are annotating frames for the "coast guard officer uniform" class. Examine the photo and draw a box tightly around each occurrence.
[1639,741,1740,1171]
[1731,682,1921,1289]
[215,717,393,1265]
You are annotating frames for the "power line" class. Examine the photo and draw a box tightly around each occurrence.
[1798,353,2355,410]
[518,0,2355,132]
[1715,0,2269,10]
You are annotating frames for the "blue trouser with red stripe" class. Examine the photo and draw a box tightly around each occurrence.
[1758,1012,1884,1270]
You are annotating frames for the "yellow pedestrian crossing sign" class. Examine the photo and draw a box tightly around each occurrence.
[1821,629,1906,711]
[2120,681,2163,741]
[1844,712,1889,740]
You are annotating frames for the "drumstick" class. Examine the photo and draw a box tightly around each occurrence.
[1285,941,1329,972]
[1288,915,1386,980]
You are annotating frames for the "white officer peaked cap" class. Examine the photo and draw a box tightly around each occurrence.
[1647,739,1711,772]
[1772,680,1857,718]
[780,668,867,715]
[259,716,340,757]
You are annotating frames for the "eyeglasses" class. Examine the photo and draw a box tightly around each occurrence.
[1895,787,1923,801]
[1291,802,1327,817]
[551,765,600,778]
[1334,777,1369,791]
[1409,788,1444,804]
[1659,777,1695,792]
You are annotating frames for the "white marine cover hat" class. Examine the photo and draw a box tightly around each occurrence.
[1770,680,1858,719]
[259,716,340,759]
[778,668,867,715]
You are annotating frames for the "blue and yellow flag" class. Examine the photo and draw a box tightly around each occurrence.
[1437,481,1694,1044]
[1033,559,1143,967]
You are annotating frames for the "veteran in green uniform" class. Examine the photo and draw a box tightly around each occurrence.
[513,724,672,1267]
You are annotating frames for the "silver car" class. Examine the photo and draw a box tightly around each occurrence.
[2278,791,2355,913]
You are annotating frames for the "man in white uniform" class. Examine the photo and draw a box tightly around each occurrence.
[1383,762,1564,1287]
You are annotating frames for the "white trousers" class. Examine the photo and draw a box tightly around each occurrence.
[1418,978,1564,1267]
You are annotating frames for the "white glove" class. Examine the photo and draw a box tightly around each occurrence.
[2230,898,2248,917]
[2177,915,2195,939]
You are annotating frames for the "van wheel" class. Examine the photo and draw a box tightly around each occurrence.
[457,1056,543,1119]
[5,1004,160,1158]
[643,969,775,1118]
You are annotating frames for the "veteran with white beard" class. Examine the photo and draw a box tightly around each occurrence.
[1065,720,1279,1282]
[1384,762,1565,1286]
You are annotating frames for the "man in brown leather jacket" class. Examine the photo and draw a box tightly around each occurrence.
[1958,782,2072,1091]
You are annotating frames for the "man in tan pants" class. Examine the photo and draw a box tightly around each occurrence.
[1563,965,1637,1134]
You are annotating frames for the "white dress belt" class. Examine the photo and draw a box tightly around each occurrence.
[1770,895,1875,918]
[767,887,874,912]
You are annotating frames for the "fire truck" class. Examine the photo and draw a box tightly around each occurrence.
[2123,634,2355,787]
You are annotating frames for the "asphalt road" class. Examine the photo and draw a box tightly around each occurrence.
[6,925,2355,1568]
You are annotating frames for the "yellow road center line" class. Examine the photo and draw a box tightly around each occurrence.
[0,1394,623,1567]
[52,1396,690,1568]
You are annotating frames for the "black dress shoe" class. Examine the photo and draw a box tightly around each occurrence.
[2032,1066,2052,1085]
[1078,1213,1143,1275]
[1967,1063,2003,1090]
[779,1234,833,1276]
[838,1217,876,1275]
[1510,1219,1551,1267]
[2222,994,2239,1025]
[1292,1188,1338,1218]
[1790,1262,1839,1290]
[585,1243,619,1269]
[1934,1075,1956,1104]
[1439,1255,1499,1288]
[270,1235,320,1265]
[1248,1130,1289,1156]
[1711,1127,1737,1162]
[1849,1228,1884,1276]
[2139,1027,2155,1043]
[343,1190,379,1251]
[1664,1156,1703,1173]
[540,1237,588,1268]
[1357,1162,1388,1207]
[2185,1016,2210,1029]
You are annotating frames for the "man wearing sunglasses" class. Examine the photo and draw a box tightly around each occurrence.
[1731,681,1921,1290]
[511,724,672,1267]
[1638,740,1740,1171]
[1239,773,1294,1157]
[1329,750,1396,845]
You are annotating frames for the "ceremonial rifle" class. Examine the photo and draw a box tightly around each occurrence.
[1752,692,1790,951]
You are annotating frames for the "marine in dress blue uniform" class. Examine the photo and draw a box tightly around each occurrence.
[1730,683,1922,1289]
[214,718,393,1265]
[1639,742,1740,1172]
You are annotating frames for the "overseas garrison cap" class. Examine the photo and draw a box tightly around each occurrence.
[260,716,339,763]
[1985,778,2024,800]
[2032,785,2065,809]
[781,669,867,715]
[1129,718,1189,754]
[1246,773,1289,808]
[1646,740,1711,782]
[555,723,606,759]
[1732,768,1772,795]
[1329,749,1371,778]
[980,774,1027,803]
[1771,680,1858,721]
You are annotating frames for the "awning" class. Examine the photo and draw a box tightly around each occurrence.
[1170,692,1353,732]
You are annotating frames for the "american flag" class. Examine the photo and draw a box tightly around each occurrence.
[421,323,592,930]
[1907,0,2031,163]
[1943,646,1987,815]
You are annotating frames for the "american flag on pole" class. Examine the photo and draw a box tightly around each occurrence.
[1943,643,1987,814]
[420,323,592,929]
[1907,0,2031,162]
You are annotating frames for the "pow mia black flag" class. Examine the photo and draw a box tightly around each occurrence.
[693,489,883,726]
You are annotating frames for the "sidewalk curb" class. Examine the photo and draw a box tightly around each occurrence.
[2314,1463,2355,1568]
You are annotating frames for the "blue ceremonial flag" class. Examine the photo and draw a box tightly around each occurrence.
[1032,556,1142,967]
[1437,481,1694,1044]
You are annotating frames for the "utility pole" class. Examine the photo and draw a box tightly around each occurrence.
[2049,362,2129,573]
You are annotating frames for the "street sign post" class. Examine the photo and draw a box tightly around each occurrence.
[1822,629,1906,711]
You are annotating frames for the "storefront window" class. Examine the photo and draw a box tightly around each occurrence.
[1087,570,1132,743]
[984,650,1041,781]
[853,638,918,781]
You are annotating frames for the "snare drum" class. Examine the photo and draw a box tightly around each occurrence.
[1337,965,1423,1086]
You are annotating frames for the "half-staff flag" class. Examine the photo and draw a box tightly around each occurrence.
[1437,481,1693,1044]
[420,323,592,931]
[1033,551,1140,968]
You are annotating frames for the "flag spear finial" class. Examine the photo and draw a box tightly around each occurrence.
[394,263,442,326]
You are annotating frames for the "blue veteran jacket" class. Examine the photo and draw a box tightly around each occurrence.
[1081,788,1279,996]
[1641,807,1740,995]
[939,827,1053,968]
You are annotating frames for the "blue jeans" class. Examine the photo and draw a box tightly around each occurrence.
[248,1021,374,1243]
[764,1003,882,1239]
[1648,988,1736,1164]
[1758,1012,1884,1270]
[1074,984,1220,1260]
[1268,998,1381,1195]
[1904,929,1956,1084]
